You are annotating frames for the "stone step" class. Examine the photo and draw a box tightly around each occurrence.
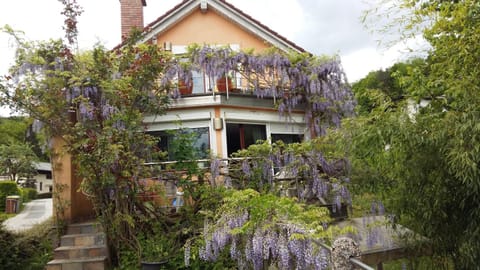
[66,221,103,235]
[60,232,106,247]
[54,245,108,260]
[45,256,108,270]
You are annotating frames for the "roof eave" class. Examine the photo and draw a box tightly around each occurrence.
[138,0,305,53]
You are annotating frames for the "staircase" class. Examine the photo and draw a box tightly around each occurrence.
[46,221,109,270]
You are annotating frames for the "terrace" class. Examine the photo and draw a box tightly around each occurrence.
[137,156,426,269]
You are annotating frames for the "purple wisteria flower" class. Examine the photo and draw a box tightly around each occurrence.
[112,120,125,130]
[251,228,264,270]
[277,233,290,270]
[241,159,251,177]
[210,158,221,185]
[101,103,116,119]
[79,101,94,120]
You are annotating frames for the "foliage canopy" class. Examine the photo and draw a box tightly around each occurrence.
[347,1,480,268]
[0,1,357,268]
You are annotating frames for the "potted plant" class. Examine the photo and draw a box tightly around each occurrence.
[139,231,173,270]
[178,80,193,95]
[216,74,233,92]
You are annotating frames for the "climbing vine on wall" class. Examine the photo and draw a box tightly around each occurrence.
[0,1,356,267]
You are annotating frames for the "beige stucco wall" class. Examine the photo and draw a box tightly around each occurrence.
[153,8,282,156]
[52,137,94,223]
[156,8,271,52]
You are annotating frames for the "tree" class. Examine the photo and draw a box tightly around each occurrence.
[0,144,38,182]
[0,116,49,161]
[0,117,29,145]
[0,1,355,267]
[345,1,480,268]
[352,60,421,115]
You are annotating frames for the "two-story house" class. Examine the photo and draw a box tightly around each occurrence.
[124,0,309,160]
[54,0,312,222]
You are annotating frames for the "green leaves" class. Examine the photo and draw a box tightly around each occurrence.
[0,144,39,181]
[349,1,480,267]
[214,189,332,238]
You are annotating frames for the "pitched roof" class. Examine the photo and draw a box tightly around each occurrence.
[116,0,306,53]
[34,162,52,172]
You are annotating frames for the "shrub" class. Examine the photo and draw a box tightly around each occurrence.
[21,188,38,202]
[0,225,21,269]
[0,181,20,211]
[36,192,52,199]
[0,218,54,270]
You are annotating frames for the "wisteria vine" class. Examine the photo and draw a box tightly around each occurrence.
[228,140,352,212]
[160,45,355,137]
[186,189,334,270]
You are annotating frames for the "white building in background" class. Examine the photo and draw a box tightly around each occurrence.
[0,161,52,194]
[33,162,52,194]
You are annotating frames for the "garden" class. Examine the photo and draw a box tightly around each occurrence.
[2,0,480,269]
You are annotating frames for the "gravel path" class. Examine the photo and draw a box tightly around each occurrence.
[3,198,53,232]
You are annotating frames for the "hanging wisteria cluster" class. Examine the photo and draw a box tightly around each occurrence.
[159,45,355,136]
[186,189,333,270]
[361,201,394,249]
[1,23,177,264]
[228,140,352,212]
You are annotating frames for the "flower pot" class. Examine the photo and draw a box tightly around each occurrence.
[178,80,193,95]
[216,76,233,92]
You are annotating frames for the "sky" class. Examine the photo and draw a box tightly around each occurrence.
[0,0,411,93]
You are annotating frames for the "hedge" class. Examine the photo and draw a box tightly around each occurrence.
[36,192,52,199]
[21,188,38,202]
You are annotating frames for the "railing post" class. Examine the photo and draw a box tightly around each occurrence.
[331,237,361,270]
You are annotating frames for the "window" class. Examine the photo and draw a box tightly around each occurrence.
[192,71,206,94]
[226,123,266,156]
[271,133,303,144]
[39,182,43,191]
[150,127,210,161]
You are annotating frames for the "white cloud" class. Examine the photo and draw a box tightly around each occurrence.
[341,47,385,83]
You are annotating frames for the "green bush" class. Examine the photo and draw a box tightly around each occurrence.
[0,219,54,270]
[36,192,52,199]
[21,188,38,202]
[0,181,20,211]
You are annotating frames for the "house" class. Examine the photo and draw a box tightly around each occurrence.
[54,0,312,222]
[124,0,310,159]
[33,162,53,194]
[17,162,53,194]
[0,161,52,194]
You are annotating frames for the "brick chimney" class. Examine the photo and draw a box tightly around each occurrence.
[120,0,147,40]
